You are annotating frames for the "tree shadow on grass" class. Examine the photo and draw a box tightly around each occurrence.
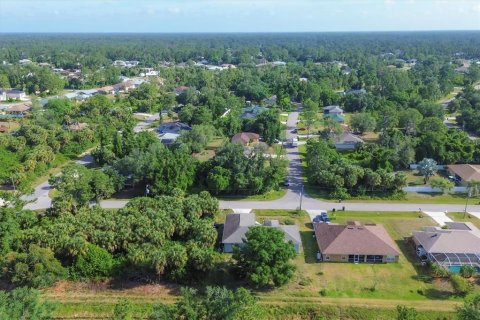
[300,230,318,264]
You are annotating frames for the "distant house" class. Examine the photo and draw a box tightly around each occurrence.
[158,132,181,145]
[332,132,364,150]
[447,164,480,186]
[2,103,31,118]
[241,105,267,119]
[158,121,191,134]
[174,86,189,96]
[221,64,236,69]
[64,122,88,131]
[271,61,286,67]
[222,213,301,253]
[262,95,277,107]
[0,89,26,100]
[314,221,400,263]
[299,77,308,82]
[411,222,480,273]
[345,88,367,95]
[99,86,115,95]
[75,89,99,101]
[323,105,345,123]
[231,132,260,146]
[18,59,32,65]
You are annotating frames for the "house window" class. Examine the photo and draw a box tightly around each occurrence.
[386,256,396,262]
[342,256,346,260]
[325,256,330,261]
[366,255,383,263]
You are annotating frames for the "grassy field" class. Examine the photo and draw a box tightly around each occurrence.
[43,210,474,319]
[193,136,227,162]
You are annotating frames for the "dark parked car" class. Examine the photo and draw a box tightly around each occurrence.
[291,128,298,133]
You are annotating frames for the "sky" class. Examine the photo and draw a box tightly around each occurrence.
[0,0,479,33]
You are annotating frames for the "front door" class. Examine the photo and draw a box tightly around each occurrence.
[354,254,360,263]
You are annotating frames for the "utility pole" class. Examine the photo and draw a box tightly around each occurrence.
[299,185,304,211]
[464,190,471,219]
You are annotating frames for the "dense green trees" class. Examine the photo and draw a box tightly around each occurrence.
[199,142,287,195]
[306,140,406,198]
[0,192,220,287]
[0,287,54,320]
[350,112,376,134]
[233,227,296,288]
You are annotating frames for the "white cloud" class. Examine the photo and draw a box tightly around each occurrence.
[168,7,182,14]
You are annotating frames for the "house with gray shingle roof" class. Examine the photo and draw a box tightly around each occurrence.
[411,222,480,273]
[222,213,301,253]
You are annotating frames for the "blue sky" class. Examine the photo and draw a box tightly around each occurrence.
[0,0,479,33]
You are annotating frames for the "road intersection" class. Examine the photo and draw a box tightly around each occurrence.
[22,109,480,213]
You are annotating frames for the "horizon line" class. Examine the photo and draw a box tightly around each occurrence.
[1,30,480,35]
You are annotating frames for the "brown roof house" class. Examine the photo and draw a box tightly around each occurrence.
[411,222,480,273]
[222,213,301,253]
[314,221,400,263]
[447,164,480,186]
[231,132,260,146]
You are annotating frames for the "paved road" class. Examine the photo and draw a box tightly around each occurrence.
[22,114,158,210]
[22,153,94,210]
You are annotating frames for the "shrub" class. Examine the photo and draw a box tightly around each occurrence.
[283,218,295,225]
[460,265,477,278]
[429,263,450,278]
[319,289,328,296]
[450,274,474,296]
[299,277,312,286]
[73,243,115,281]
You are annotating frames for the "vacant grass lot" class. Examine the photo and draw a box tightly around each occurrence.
[44,210,473,319]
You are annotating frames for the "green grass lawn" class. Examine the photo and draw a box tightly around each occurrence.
[254,210,472,305]
[446,212,480,228]
[217,189,287,201]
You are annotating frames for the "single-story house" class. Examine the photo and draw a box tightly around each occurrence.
[0,89,26,100]
[158,132,180,145]
[64,122,88,131]
[231,132,260,146]
[222,213,301,253]
[314,221,400,263]
[333,132,364,150]
[345,88,367,95]
[323,105,345,123]
[241,105,267,119]
[1,103,31,119]
[447,164,480,186]
[174,86,189,96]
[262,95,277,107]
[158,121,192,135]
[411,222,480,273]
[323,105,344,115]
[99,86,115,95]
